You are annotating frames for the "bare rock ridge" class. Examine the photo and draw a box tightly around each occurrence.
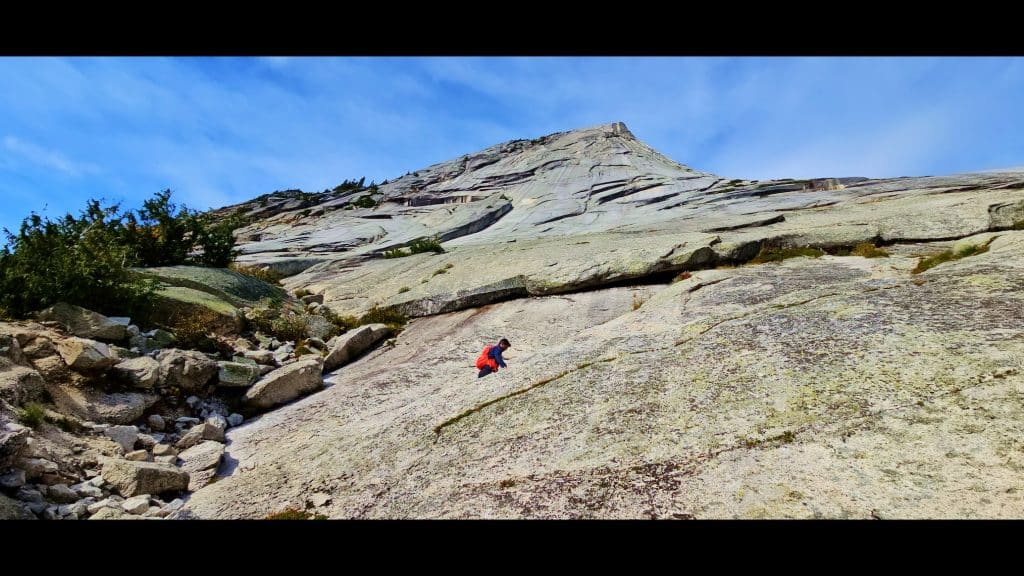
[164,122,1024,519]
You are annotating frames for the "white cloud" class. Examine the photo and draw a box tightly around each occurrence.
[3,136,100,178]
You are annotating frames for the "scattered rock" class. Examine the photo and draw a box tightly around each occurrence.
[0,493,35,519]
[216,361,260,387]
[104,425,139,453]
[49,384,158,425]
[121,494,152,514]
[156,349,218,390]
[47,484,79,504]
[323,324,390,372]
[227,413,244,427]
[147,414,166,431]
[109,356,160,388]
[19,457,58,480]
[242,349,276,365]
[187,468,218,491]
[0,425,31,470]
[309,492,331,507]
[300,294,324,306]
[100,458,189,497]
[0,469,27,489]
[88,506,126,520]
[125,450,150,462]
[36,303,127,341]
[152,444,177,457]
[55,337,119,372]
[154,455,178,465]
[177,441,224,475]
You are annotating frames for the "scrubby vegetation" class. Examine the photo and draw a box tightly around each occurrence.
[265,508,327,520]
[747,246,825,264]
[0,190,242,318]
[381,237,445,259]
[912,242,991,274]
[229,263,284,284]
[17,402,46,428]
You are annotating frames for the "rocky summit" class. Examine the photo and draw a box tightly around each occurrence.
[175,122,1024,519]
[5,122,1024,519]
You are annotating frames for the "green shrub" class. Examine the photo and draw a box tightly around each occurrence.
[352,195,377,209]
[270,314,309,343]
[17,402,46,428]
[265,508,326,520]
[913,242,990,274]
[169,309,222,352]
[0,189,245,319]
[383,248,407,259]
[321,307,360,333]
[359,306,407,332]
[398,286,410,293]
[229,263,284,284]
[0,201,157,318]
[850,243,890,258]
[747,246,825,264]
[408,237,444,254]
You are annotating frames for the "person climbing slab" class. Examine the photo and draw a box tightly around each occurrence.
[475,338,510,378]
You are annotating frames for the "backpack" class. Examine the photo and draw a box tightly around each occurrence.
[475,345,497,370]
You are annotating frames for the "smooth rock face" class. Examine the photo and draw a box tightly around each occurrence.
[120,123,1024,519]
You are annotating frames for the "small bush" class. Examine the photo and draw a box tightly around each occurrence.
[265,508,326,520]
[398,286,410,293]
[169,309,222,353]
[850,243,889,258]
[673,271,693,283]
[270,314,309,343]
[912,242,990,274]
[359,306,407,332]
[408,237,444,255]
[352,195,377,209]
[229,263,284,284]
[18,403,46,428]
[383,248,407,259]
[294,289,312,298]
[747,246,825,264]
[321,307,360,332]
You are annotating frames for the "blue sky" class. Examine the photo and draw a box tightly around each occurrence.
[2,57,1023,236]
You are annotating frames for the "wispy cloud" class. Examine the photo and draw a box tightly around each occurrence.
[0,56,1022,235]
[4,136,100,178]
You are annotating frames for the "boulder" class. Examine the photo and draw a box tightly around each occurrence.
[100,458,189,497]
[109,356,160,389]
[216,361,260,387]
[49,385,158,425]
[0,493,35,520]
[156,349,218,391]
[55,337,119,372]
[36,303,127,341]
[243,357,324,410]
[323,324,390,372]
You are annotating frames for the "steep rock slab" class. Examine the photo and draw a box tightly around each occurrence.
[183,234,1024,518]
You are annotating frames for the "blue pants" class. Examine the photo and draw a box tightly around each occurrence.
[478,365,494,378]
